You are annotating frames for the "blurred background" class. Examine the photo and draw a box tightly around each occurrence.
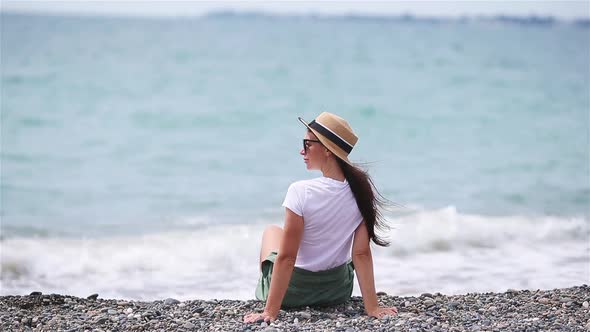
[1,1,589,300]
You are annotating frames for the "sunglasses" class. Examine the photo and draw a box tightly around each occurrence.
[303,139,321,154]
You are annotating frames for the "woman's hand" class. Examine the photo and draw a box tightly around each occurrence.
[243,311,277,323]
[367,306,398,319]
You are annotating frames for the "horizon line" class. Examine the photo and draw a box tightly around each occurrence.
[2,8,590,23]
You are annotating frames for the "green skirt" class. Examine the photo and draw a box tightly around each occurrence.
[255,252,355,308]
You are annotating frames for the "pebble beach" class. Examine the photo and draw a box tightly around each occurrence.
[2,286,589,331]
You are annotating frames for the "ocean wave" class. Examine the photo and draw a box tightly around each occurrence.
[385,206,589,256]
[1,208,588,300]
[0,224,266,300]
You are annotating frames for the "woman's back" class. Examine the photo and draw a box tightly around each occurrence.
[283,176,362,271]
[244,112,397,323]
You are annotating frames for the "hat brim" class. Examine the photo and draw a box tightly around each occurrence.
[298,117,354,166]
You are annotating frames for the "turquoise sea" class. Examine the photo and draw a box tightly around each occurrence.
[1,13,589,300]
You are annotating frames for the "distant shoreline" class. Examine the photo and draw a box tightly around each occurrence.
[2,10,589,27]
[205,10,589,26]
[2,285,588,331]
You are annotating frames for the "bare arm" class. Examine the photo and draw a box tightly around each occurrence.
[263,208,303,317]
[244,208,304,323]
[352,221,397,318]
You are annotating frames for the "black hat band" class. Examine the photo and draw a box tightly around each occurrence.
[308,120,353,154]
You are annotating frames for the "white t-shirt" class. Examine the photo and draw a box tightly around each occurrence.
[282,176,363,272]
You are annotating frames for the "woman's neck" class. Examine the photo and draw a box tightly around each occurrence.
[321,158,345,182]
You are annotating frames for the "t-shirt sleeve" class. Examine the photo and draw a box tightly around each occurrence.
[282,182,305,217]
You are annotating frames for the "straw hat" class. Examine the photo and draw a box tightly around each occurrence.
[298,112,358,165]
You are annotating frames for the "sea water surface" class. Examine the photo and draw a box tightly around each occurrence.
[1,13,589,300]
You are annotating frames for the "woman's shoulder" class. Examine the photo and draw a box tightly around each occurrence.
[288,177,323,189]
[284,178,324,208]
[285,178,326,196]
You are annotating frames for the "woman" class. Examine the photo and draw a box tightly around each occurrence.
[244,112,398,323]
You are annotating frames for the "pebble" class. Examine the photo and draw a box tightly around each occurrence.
[164,298,180,306]
[299,312,311,319]
[87,294,99,300]
[93,316,108,325]
[1,286,587,331]
[448,301,461,309]
[424,299,435,307]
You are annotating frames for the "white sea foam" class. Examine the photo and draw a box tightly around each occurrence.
[1,207,588,300]
[378,207,589,295]
[386,206,589,254]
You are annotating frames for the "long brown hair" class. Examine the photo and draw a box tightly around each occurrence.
[335,157,390,247]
